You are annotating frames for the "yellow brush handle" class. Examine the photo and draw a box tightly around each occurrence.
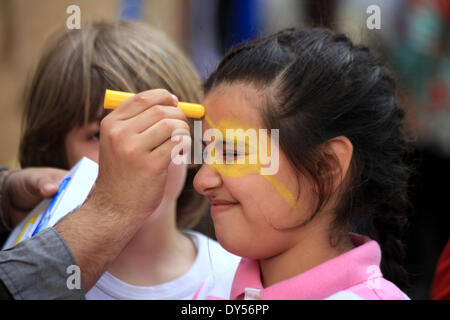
[104,89,205,119]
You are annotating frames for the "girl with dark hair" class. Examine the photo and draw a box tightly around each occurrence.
[18,20,240,300]
[193,28,412,299]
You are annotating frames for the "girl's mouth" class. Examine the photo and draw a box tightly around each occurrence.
[209,199,239,214]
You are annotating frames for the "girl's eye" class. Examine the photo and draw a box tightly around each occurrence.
[201,141,246,158]
[225,151,238,156]
[224,150,245,158]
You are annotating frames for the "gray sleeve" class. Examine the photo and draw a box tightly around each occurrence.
[0,227,85,300]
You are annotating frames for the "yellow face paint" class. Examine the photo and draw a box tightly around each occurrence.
[203,115,298,209]
[14,216,38,246]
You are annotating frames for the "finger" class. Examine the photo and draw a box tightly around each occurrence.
[45,168,68,181]
[149,133,192,171]
[38,181,60,198]
[21,172,44,198]
[10,172,44,211]
[113,89,178,121]
[125,105,188,134]
[138,118,191,152]
[35,168,67,197]
[7,169,64,212]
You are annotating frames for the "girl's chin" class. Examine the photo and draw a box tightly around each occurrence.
[141,202,168,226]
[214,228,252,258]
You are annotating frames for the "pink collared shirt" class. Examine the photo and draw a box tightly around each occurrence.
[197,233,410,300]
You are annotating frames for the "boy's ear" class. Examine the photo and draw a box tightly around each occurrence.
[318,136,353,193]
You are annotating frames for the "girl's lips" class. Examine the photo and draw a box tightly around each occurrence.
[210,201,238,214]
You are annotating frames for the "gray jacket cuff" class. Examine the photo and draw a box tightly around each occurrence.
[0,228,85,299]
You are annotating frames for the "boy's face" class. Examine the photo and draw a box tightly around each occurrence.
[64,108,104,167]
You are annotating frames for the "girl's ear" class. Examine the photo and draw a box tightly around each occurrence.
[318,136,353,194]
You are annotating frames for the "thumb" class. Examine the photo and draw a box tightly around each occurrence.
[38,180,60,198]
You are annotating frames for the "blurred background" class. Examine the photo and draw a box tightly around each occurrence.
[0,0,448,299]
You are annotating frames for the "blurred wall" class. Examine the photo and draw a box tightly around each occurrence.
[0,0,121,166]
[143,0,190,52]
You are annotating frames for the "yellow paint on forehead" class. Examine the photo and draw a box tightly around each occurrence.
[204,114,298,209]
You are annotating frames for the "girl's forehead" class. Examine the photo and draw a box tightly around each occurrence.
[203,83,264,130]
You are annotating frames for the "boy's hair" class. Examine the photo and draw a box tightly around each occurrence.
[205,28,414,290]
[20,20,208,229]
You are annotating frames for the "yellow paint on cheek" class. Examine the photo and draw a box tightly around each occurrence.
[204,115,298,210]
[211,161,259,178]
[262,175,299,210]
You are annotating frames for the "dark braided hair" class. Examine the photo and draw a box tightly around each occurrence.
[204,28,412,290]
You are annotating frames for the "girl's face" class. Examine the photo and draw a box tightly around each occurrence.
[194,83,318,259]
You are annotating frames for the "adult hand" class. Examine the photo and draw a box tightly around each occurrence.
[1,167,67,231]
[94,88,191,217]
[55,89,191,291]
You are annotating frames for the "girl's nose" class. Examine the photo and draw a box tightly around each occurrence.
[193,163,223,196]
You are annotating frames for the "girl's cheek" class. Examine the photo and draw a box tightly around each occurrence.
[227,167,312,230]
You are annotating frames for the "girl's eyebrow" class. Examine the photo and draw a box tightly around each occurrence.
[202,139,249,149]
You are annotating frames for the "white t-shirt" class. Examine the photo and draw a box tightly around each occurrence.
[85,230,241,300]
